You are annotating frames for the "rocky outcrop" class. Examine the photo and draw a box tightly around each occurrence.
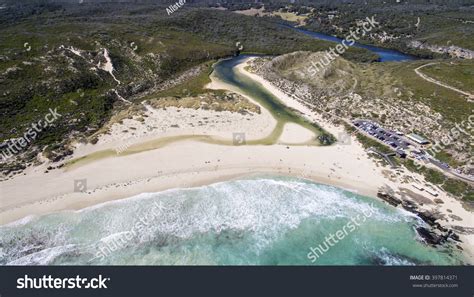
[377,191,402,207]
[408,40,474,59]
[376,190,462,247]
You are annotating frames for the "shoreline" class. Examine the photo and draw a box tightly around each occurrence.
[2,166,471,264]
[1,56,473,263]
[1,168,378,226]
[0,142,380,226]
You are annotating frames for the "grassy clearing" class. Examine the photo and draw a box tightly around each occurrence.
[420,61,474,94]
[387,60,472,124]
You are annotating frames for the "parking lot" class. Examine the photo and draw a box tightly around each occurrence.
[353,120,411,151]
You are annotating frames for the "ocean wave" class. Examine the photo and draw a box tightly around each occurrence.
[8,244,77,265]
[0,214,37,228]
[0,176,447,265]
[373,248,416,266]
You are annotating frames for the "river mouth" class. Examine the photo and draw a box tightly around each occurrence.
[211,55,329,145]
[66,55,331,169]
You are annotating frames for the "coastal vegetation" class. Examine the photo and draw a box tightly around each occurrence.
[250,52,473,177]
[0,1,472,267]
[402,159,474,202]
[1,1,471,199]
[1,2,351,174]
[418,61,474,94]
[211,0,473,57]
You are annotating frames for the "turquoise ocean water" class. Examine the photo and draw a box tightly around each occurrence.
[0,176,465,265]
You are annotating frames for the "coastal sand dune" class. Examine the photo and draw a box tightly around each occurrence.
[73,104,276,159]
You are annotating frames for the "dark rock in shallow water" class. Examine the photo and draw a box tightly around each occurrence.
[401,199,418,211]
[443,229,462,243]
[416,227,445,245]
[377,191,461,249]
[377,191,402,207]
[449,231,461,242]
[415,211,438,226]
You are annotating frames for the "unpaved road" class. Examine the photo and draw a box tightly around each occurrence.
[414,62,473,99]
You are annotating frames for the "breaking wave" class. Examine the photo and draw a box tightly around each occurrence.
[0,176,464,265]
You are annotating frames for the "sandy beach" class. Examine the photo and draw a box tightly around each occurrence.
[1,57,472,261]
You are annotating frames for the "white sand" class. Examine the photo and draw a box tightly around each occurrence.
[279,123,316,144]
[98,48,120,85]
[0,141,384,223]
[73,104,276,158]
[1,57,473,262]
